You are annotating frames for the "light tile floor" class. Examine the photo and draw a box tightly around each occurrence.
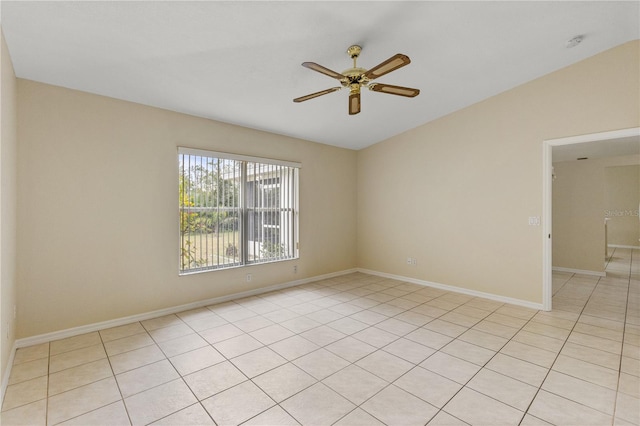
[2,248,638,425]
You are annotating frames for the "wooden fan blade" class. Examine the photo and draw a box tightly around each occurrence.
[363,54,411,80]
[293,87,341,103]
[302,62,345,80]
[349,92,361,115]
[369,83,420,98]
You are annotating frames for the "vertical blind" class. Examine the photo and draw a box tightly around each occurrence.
[178,147,299,274]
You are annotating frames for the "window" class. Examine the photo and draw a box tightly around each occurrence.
[178,148,299,274]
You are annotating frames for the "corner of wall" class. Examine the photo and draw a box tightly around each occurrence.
[0,25,19,405]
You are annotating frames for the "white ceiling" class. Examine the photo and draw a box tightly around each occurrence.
[1,1,638,150]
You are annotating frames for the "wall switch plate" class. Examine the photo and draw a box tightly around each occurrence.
[528,216,541,226]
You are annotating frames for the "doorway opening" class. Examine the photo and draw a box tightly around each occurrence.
[542,127,640,310]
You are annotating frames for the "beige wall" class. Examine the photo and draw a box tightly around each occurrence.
[553,156,639,272]
[16,80,358,338]
[605,164,640,247]
[552,158,604,273]
[357,41,639,304]
[10,40,640,338]
[0,28,18,388]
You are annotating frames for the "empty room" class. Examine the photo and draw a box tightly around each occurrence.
[0,1,639,425]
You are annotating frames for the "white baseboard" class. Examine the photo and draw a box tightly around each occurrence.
[7,269,359,404]
[608,244,640,250]
[7,272,368,406]
[4,266,546,405]
[10,265,546,349]
[357,268,544,311]
[15,268,358,349]
[552,266,606,277]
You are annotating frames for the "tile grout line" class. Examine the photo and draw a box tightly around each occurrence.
[518,249,637,425]
[517,274,601,426]
[333,303,535,425]
[159,312,250,426]
[610,247,634,425]
[244,276,408,426]
[6,268,636,425]
[45,341,50,426]
[251,283,472,425]
[21,279,497,424]
[52,328,134,425]
[180,275,388,425]
[430,306,546,425]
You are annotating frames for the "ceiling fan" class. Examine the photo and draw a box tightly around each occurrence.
[293,45,420,115]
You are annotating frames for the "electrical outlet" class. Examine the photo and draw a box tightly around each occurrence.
[412,258,418,266]
[293,265,298,274]
[246,273,252,282]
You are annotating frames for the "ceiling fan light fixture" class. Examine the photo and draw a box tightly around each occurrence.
[294,45,419,115]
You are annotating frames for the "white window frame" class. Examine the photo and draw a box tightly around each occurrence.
[178,147,300,275]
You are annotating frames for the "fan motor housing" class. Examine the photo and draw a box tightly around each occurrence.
[341,67,369,86]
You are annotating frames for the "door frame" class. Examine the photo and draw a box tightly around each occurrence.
[542,127,640,311]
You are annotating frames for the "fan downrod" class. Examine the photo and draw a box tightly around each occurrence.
[342,45,367,84]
